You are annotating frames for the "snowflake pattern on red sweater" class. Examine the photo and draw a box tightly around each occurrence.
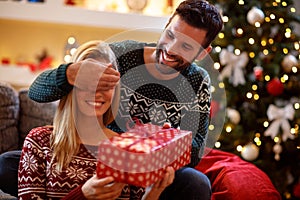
[18,126,145,200]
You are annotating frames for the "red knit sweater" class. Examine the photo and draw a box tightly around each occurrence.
[18,126,145,199]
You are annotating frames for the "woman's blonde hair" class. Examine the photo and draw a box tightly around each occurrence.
[51,40,119,171]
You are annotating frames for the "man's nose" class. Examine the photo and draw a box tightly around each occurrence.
[165,41,180,56]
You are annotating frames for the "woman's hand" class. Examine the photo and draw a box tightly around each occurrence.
[143,166,175,200]
[82,174,125,200]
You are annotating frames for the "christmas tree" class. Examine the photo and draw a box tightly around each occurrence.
[206,0,300,199]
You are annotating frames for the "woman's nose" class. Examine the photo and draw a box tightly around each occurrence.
[94,90,103,97]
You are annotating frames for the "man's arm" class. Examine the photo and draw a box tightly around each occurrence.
[28,63,73,102]
[188,72,211,167]
[29,60,120,103]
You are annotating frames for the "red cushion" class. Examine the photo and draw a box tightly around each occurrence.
[195,148,281,200]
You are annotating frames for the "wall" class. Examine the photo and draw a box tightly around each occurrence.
[0,19,161,67]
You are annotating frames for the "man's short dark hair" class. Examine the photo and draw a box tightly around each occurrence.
[167,0,223,49]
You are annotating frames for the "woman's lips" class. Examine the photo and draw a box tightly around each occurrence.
[86,100,103,107]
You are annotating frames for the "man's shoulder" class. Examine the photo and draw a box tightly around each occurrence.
[181,63,211,93]
[109,40,146,53]
[185,63,210,79]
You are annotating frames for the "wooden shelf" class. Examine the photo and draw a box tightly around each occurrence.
[0,1,169,31]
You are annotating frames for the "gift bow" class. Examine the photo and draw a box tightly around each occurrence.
[264,104,295,141]
[126,119,177,138]
[113,122,178,153]
[219,49,249,86]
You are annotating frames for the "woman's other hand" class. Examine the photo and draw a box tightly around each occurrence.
[82,174,125,200]
[143,166,175,200]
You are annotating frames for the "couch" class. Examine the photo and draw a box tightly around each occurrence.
[0,81,281,199]
[0,82,57,155]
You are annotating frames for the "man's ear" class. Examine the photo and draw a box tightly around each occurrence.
[196,45,212,60]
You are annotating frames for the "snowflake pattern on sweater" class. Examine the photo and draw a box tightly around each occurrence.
[18,126,145,200]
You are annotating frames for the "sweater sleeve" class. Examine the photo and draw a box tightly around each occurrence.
[61,184,87,200]
[189,73,211,167]
[18,130,48,199]
[28,63,73,102]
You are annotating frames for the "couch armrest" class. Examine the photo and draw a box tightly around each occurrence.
[0,82,19,154]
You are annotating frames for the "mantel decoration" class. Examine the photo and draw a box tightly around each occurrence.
[126,0,148,12]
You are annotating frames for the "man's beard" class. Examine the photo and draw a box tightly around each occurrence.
[155,45,191,74]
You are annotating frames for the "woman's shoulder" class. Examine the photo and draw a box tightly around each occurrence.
[26,126,53,141]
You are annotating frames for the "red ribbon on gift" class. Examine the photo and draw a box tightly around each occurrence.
[111,119,179,153]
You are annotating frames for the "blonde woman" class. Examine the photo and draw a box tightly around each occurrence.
[18,40,174,200]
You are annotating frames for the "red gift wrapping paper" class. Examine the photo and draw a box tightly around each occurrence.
[96,123,192,187]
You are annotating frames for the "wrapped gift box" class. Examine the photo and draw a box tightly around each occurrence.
[96,123,192,187]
